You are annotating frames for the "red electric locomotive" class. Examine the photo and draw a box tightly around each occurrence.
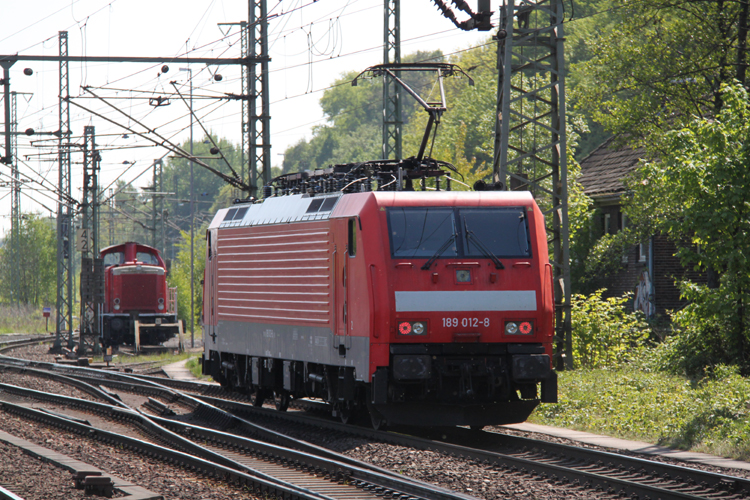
[100,242,179,347]
[201,160,557,429]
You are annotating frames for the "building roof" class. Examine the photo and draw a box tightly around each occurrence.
[578,137,645,198]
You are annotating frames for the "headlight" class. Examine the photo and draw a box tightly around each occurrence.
[505,321,534,335]
[114,298,120,304]
[398,322,412,335]
[158,304,164,310]
[114,304,120,311]
[158,298,165,304]
[398,321,427,335]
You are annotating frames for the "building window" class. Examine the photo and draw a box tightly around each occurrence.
[620,214,628,263]
[638,242,648,263]
[604,213,611,235]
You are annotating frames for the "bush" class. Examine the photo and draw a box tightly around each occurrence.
[571,289,650,369]
[638,280,750,378]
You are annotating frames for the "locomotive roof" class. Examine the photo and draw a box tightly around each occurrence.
[209,190,536,230]
[99,241,160,255]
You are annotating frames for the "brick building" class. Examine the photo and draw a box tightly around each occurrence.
[577,138,706,318]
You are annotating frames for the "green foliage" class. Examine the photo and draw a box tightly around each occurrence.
[169,230,206,335]
[0,214,57,306]
[571,290,650,369]
[624,83,750,374]
[283,50,444,172]
[531,365,750,460]
[185,356,212,380]
[571,0,750,148]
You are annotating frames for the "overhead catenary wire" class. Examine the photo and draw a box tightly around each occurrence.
[2,1,504,237]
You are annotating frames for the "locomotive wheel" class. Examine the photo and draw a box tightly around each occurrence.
[336,402,360,425]
[274,391,290,412]
[251,388,268,407]
[369,410,387,431]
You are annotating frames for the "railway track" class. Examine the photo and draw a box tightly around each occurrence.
[0,358,478,500]
[62,362,750,500]
[3,353,750,500]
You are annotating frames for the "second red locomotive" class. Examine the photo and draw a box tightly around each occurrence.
[100,242,179,347]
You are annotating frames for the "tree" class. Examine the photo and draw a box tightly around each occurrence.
[169,229,206,336]
[572,0,750,150]
[624,83,750,374]
[0,214,57,306]
[282,50,444,172]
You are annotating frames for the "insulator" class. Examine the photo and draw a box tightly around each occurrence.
[262,185,272,198]
[446,177,451,191]
[435,178,441,191]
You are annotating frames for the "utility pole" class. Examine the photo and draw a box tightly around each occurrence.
[10,91,19,306]
[493,0,571,369]
[54,31,75,352]
[152,160,158,249]
[159,160,165,256]
[241,20,250,196]
[0,62,20,305]
[383,0,402,160]
[248,0,272,194]
[180,66,195,349]
[78,125,102,356]
[108,188,114,247]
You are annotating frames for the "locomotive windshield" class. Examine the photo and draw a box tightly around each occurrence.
[136,251,160,265]
[102,251,124,267]
[388,207,531,259]
[388,208,458,259]
[460,208,531,258]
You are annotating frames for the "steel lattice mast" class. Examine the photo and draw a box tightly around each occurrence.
[241,20,250,195]
[248,0,271,193]
[54,31,75,351]
[78,125,102,356]
[10,91,19,305]
[493,0,572,369]
[383,0,402,160]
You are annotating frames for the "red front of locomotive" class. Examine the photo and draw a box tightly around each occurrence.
[341,190,556,427]
[100,242,177,346]
[102,242,170,315]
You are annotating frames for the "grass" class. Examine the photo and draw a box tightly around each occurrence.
[0,304,52,335]
[185,356,213,380]
[529,364,750,461]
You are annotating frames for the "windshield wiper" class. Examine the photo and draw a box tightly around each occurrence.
[421,233,456,270]
[464,217,504,269]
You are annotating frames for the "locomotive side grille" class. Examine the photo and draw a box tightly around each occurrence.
[216,222,332,325]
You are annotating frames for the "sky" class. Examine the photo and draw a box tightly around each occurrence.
[0,0,498,237]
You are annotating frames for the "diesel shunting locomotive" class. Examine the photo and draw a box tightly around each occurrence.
[100,242,179,347]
